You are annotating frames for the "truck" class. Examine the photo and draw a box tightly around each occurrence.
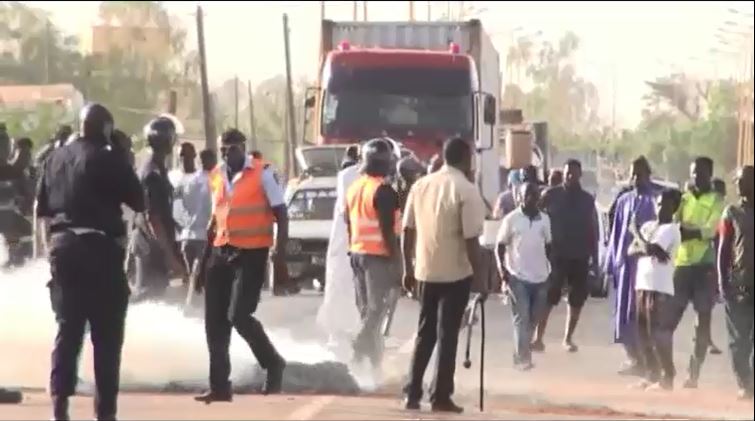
[307,19,502,207]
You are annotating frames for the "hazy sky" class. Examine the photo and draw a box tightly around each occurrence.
[23,1,753,129]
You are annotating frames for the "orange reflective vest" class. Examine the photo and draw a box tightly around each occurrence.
[346,175,401,256]
[210,157,275,249]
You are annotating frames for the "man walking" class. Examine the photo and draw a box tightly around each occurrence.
[669,157,725,389]
[402,138,485,413]
[630,189,683,391]
[497,182,552,370]
[173,143,215,280]
[534,159,599,353]
[606,156,663,376]
[131,118,186,302]
[717,165,753,401]
[345,138,401,373]
[194,129,287,403]
[36,103,144,420]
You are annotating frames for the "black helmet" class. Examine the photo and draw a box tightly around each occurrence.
[361,138,396,177]
[144,116,177,151]
[79,103,114,140]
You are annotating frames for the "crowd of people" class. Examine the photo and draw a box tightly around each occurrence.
[320,136,753,413]
[0,107,752,418]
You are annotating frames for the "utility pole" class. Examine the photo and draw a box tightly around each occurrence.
[196,5,216,152]
[409,1,415,21]
[234,75,239,128]
[353,1,357,20]
[427,1,431,21]
[283,13,298,178]
[44,19,51,84]
[248,80,257,151]
[363,1,368,21]
[320,1,325,21]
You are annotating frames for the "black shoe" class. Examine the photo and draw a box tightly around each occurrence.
[52,396,69,420]
[194,389,233,404]
[431,400,464,414]
[403,398,420,411]
[0,388,22,404]
[263,360,286,395]
[709,343,722,355]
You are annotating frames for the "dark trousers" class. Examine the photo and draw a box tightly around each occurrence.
[350,254,401,365]
[404,278,470,404]
[181,239,207,273]
[724,287,754,391]
[204,246,282,392]
[636,290,676,383]
[47,231,129,418]
[668,265,717,381]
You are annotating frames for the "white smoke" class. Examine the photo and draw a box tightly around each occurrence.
[0,258,367,394]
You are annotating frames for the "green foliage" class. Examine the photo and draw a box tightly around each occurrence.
[0,1,201,147]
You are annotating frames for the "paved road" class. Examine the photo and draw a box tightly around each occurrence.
[2,280,753,420]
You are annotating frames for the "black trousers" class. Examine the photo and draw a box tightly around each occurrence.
[668,265,717,381]
[725,286,754,391]
[48,231,129,418]
[204,246,282,391]
[404,278,471,403]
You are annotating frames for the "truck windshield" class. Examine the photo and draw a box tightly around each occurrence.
[323,67,473,137]
[287,188,337,221]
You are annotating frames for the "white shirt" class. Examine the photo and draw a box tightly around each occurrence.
[496,208,552,284]
[216,156,285,207]
[173,170,212,241]
[635,221,681,296]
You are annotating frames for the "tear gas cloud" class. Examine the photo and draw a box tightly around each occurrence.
[0,247,366,395]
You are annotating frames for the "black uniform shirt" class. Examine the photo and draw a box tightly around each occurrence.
[36,138,144,238]
[136,158,175,244]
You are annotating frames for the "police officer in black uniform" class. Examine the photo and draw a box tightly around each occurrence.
[130,117,186,303]
[36,103,144,421]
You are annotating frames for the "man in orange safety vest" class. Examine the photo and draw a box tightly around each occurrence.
[345,138,402,372]
[194,129,288,404]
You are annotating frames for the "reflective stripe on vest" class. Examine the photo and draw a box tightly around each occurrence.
[346,175,400,256]
[210,157,275,249]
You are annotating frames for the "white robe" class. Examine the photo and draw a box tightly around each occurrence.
[316,165,360,344]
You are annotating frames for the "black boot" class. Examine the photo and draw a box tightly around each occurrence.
[263,359,286,395]
[0,388,22,404]
[194,383,233,404]
[52,396,70,421]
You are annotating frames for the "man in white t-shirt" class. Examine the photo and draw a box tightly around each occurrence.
[629,189,683,391]
[496,182,552,370]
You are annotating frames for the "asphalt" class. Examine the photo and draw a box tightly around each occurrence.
[2,286,754,420]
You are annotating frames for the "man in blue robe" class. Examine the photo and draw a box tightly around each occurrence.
[605,157,663,375]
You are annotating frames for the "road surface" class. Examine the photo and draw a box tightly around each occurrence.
[2,285,753,420]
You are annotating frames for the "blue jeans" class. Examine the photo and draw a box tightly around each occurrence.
[508,277,548,364]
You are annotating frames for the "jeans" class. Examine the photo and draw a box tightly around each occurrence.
[636,290,676,382]
[508,277,548,365]
[724,286,754,391]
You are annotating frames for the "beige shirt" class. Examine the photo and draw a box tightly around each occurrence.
[403,165,486,283]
